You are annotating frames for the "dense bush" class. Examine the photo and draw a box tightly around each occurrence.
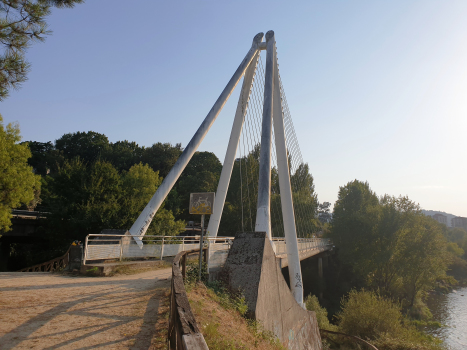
[337,290,442,350]
[304,295,337,331]
[337,290,403,340]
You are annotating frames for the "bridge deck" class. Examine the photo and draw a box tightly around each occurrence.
[276,246,331,268]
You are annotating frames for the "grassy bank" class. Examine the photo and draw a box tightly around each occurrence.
[186,282,285,350]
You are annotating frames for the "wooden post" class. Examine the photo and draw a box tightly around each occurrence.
[182,254,187,279]
[160,237,165,260]
[83,235,89,265]
[119,238,123,262]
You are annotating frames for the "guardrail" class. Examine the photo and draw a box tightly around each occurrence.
[18,245,72,272]
[168,248,209,350]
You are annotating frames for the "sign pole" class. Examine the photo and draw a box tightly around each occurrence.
[189,192,214,282]
[198,214,205,282]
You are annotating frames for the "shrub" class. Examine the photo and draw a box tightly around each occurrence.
[185,260,208,285]
[373,332,443,350]
[336,290,443,350]
[304,295,337,331]
[336,290,403,340]
[206,280,248,316]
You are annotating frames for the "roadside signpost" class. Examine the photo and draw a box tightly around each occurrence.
[189,192,215,281]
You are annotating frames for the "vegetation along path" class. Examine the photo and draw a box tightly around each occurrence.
[0,269,171,350]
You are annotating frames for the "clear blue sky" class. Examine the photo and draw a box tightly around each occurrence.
[2,0,466,216]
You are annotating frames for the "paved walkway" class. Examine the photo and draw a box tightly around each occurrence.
[0,269,171,350]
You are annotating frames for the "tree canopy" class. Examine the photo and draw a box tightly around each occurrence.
[0,114,40,231]
[42,159,185,244]
[55,131,109,164]
[330,179,450,307]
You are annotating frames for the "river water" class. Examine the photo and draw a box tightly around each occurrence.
[425,287,467,350]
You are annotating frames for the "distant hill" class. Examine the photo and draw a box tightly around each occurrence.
[422,210,457,227]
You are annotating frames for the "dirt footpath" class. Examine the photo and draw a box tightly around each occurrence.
[0,269,171,350]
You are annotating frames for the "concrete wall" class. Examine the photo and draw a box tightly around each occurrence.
[223,232,322,350]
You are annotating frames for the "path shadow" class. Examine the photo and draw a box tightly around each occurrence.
[0,278,170,349]
[131,293,160,350]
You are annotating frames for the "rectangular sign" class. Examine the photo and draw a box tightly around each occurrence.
[189,192,215,215]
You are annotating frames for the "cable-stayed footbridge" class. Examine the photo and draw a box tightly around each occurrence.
[85,29,332,303]
[122,30,331,349]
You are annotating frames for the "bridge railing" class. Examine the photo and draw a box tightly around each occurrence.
[18,245,72,272]
[83,234,234,265]
[83,234,332,268]
[273,237,332,256]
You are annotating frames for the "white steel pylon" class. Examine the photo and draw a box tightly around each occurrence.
[129,31,304,306]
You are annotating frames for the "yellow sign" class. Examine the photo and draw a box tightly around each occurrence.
[189,192,215,215]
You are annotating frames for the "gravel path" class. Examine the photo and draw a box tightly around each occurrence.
[0,269,171,350]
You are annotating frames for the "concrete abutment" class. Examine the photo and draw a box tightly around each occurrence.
[222,232,322,350]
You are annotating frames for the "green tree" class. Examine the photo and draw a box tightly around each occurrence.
[119,162,185,235]
[446,227,467,251]
[43,158,121,242]
[24,140,64,175]
[220,148,260,235]
[367,195,420,296]
[43,159,184,244]
[173,151,222,221]
[118,162,161,227]
[0,0,84,100]
[182,151,222,177]
[330,180,380,278]
[318,201,332,223]
[55,131,109,164]
[101,140,143,172]
[141,142,182,178]
[291,163,315,198]
[331,180,451,308]
[394,215,448,307]
[0,115,40,231]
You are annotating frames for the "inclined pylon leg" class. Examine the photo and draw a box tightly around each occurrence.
[128,33,264,245]
[255,30,275,241]
[272,52,304,307]
[206,52,260,238]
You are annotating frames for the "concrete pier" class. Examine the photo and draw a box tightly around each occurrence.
[223,232,322,350]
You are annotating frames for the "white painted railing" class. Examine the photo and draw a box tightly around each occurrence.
[83,234,332,269]
[83,234,234,265]
[273,237,331,256]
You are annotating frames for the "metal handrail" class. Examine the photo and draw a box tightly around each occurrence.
[82,234,332,265]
